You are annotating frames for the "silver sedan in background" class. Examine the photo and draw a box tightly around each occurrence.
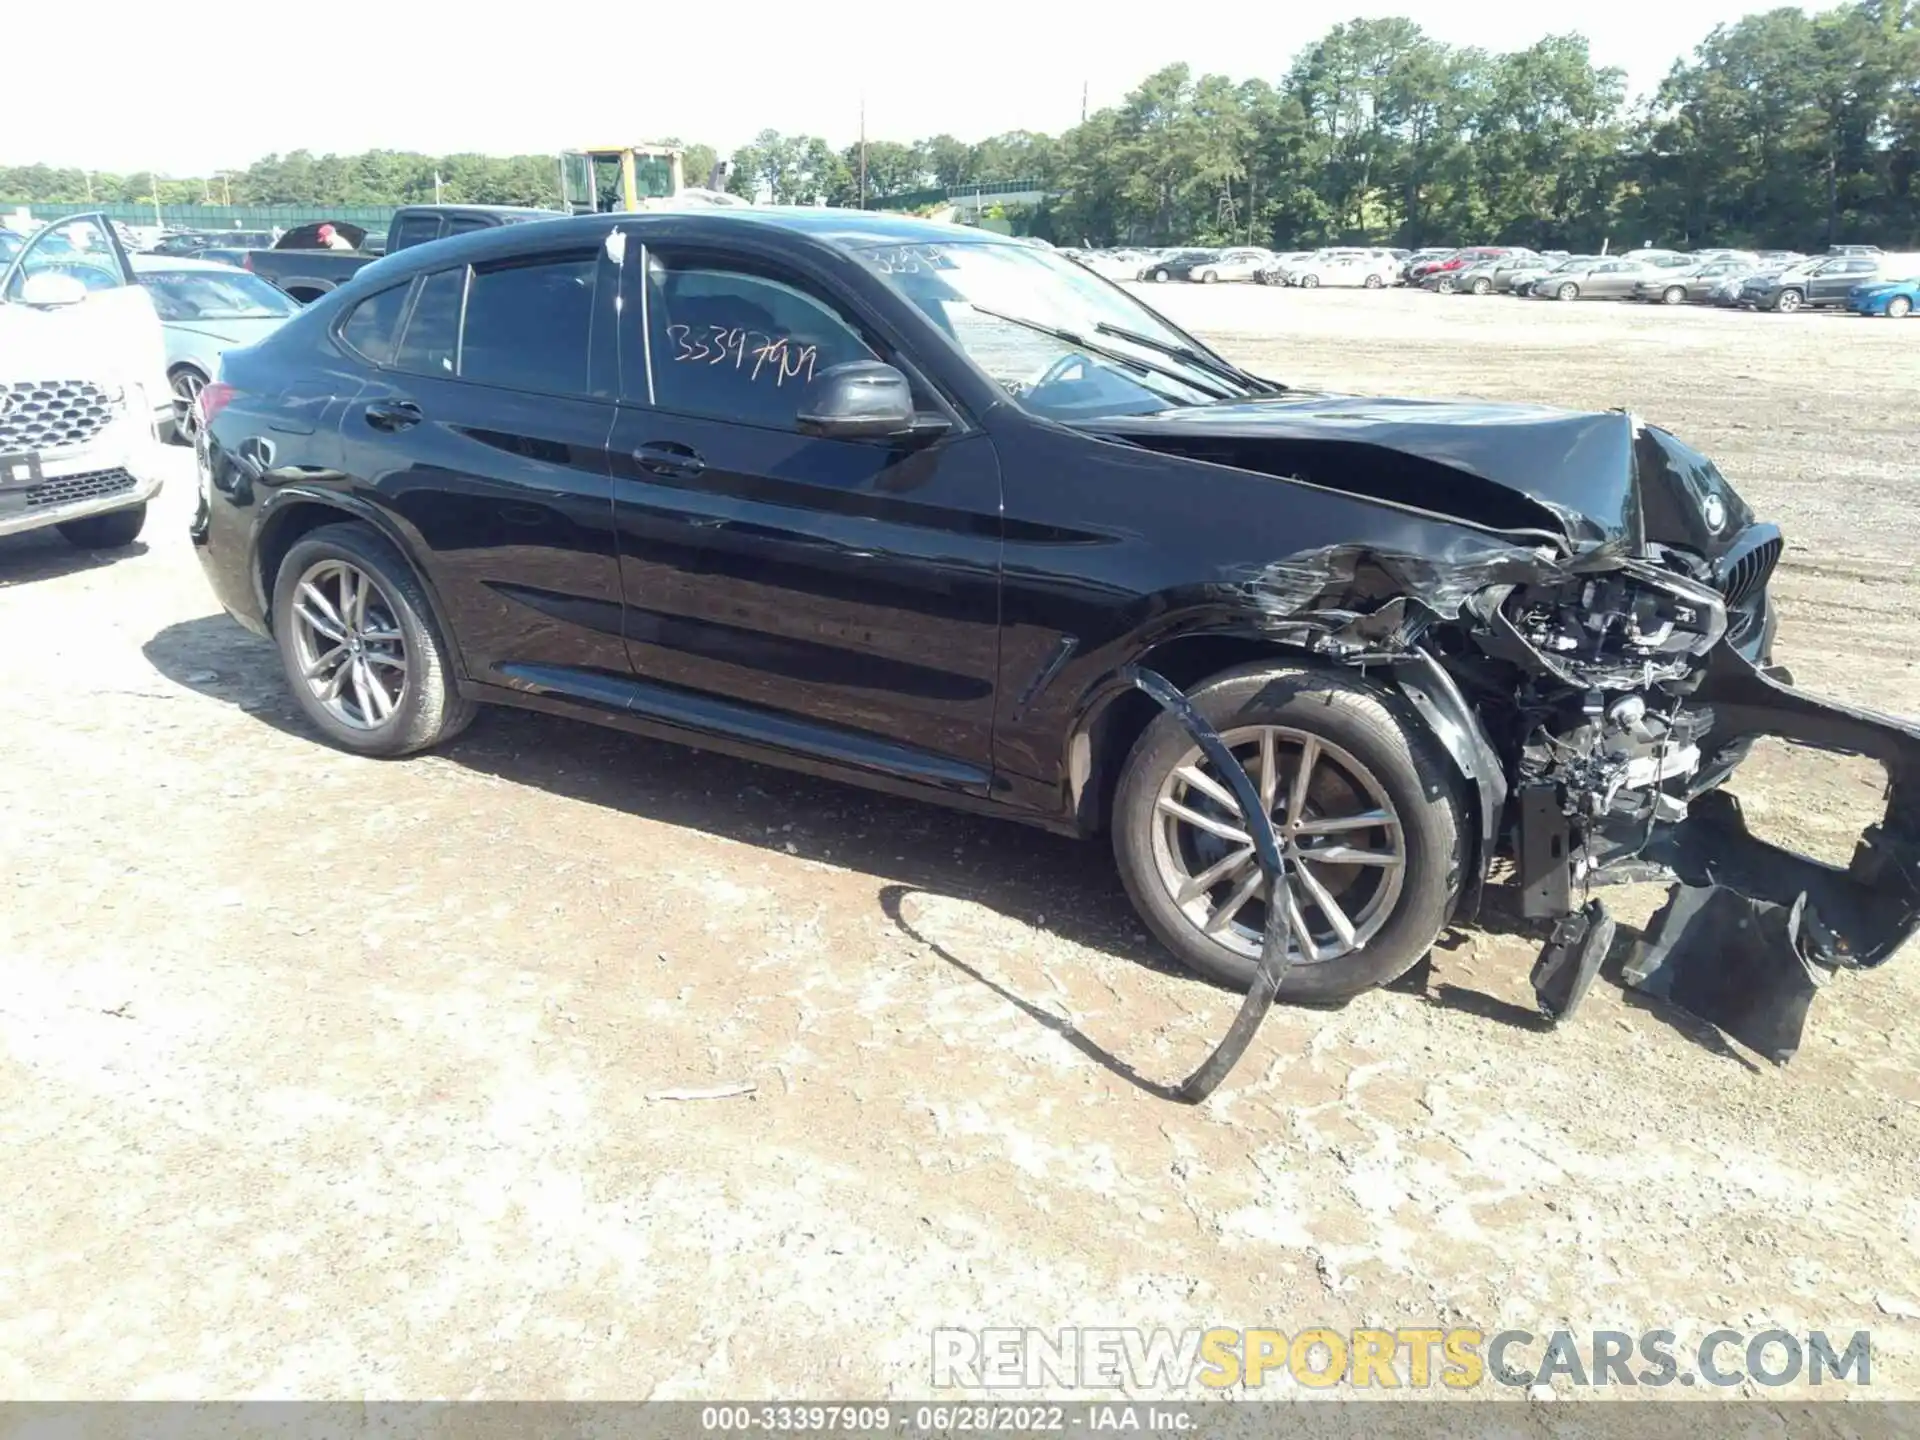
[131,255,300,441]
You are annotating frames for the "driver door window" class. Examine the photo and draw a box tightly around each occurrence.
[4,215,128,300]
[642,261,877,431]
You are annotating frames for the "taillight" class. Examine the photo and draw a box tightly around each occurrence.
[241,252,254,271]
[196,382,236,429]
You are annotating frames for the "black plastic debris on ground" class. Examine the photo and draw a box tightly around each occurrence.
[1624,884,1831,1064]
[1530,899,1615,1023]
[1124,667,1293,1103]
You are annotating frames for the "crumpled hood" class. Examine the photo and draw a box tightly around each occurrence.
[1080,394,1644,548]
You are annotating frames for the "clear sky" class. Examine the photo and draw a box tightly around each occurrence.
[8,0,1773,178]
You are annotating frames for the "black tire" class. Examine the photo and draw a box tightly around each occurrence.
[57,503,146,549]
[271,521,475,758]
[1111,662,1465,1002]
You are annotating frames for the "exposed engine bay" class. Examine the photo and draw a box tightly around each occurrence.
[1094,408,1920,1076]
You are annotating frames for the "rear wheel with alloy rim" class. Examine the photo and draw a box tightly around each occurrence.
[168,366,206,445]
[1364,274,1384,289]
[1470,277,1492,295]
[1112,663,1464,1000]
[272,522,475,757]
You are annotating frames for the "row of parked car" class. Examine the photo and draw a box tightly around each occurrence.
[1053,238,1919,317]
[1407,244,1920,316]
[1063,245,1408,287]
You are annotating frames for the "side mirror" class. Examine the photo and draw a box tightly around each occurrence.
[795,360,920,439]
[19,271,90,307]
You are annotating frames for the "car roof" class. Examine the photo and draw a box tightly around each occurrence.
[350,207,1025,286]
[401,204,557,218]
[131,253,259,273]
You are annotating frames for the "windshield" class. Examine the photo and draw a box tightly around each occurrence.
[856,240,1240,418]
[141,268,300,321]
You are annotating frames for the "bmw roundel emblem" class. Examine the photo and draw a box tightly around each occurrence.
[1703,494,1727,532]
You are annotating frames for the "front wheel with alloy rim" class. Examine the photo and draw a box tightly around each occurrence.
[1662,286,1687,305]
[1112,663,1464,1001]
[1556,281,1579,301]
[1775,288,1804,313]
[1887,295,1911,318]
[1299,274,1320,289]
[168,366,206,445]
[271,522,475,758]
[1152,269,1170,283]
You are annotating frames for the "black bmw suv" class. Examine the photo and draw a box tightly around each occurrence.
[189,209,1920,1021]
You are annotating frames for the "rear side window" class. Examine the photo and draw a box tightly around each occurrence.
[460,256,596,394]
[389,214,440,252]
[394,267,466,376]
[447,216,492,236]
[339,283,410,365]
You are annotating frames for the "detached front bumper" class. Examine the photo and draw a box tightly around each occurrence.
[1567,643,1920,1060]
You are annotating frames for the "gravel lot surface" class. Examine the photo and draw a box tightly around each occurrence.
[3,286,1916,1403]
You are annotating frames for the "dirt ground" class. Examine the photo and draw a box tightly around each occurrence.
[3,288,1918,1403]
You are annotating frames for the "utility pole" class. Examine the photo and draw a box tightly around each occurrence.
[1081,81,1088,124]
[434,172,444,205]
[858,97,868,209]
[150,173,162,227]
[83,171,94,202]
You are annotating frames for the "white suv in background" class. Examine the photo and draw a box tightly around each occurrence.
[0,212,172,550]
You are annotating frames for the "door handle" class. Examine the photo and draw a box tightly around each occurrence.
[632,441,705,478]
[364,399,423,432]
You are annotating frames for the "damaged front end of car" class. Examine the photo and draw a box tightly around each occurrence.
[1106,404,1920,1063]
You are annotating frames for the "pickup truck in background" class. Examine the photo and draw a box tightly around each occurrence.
[236,205,557,302]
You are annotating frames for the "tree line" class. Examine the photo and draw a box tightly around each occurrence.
[5,1,1914,251]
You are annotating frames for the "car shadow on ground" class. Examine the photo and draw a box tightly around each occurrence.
[0,530,150,588]
[142,613,1763,1078]
[141,613,1172,974]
